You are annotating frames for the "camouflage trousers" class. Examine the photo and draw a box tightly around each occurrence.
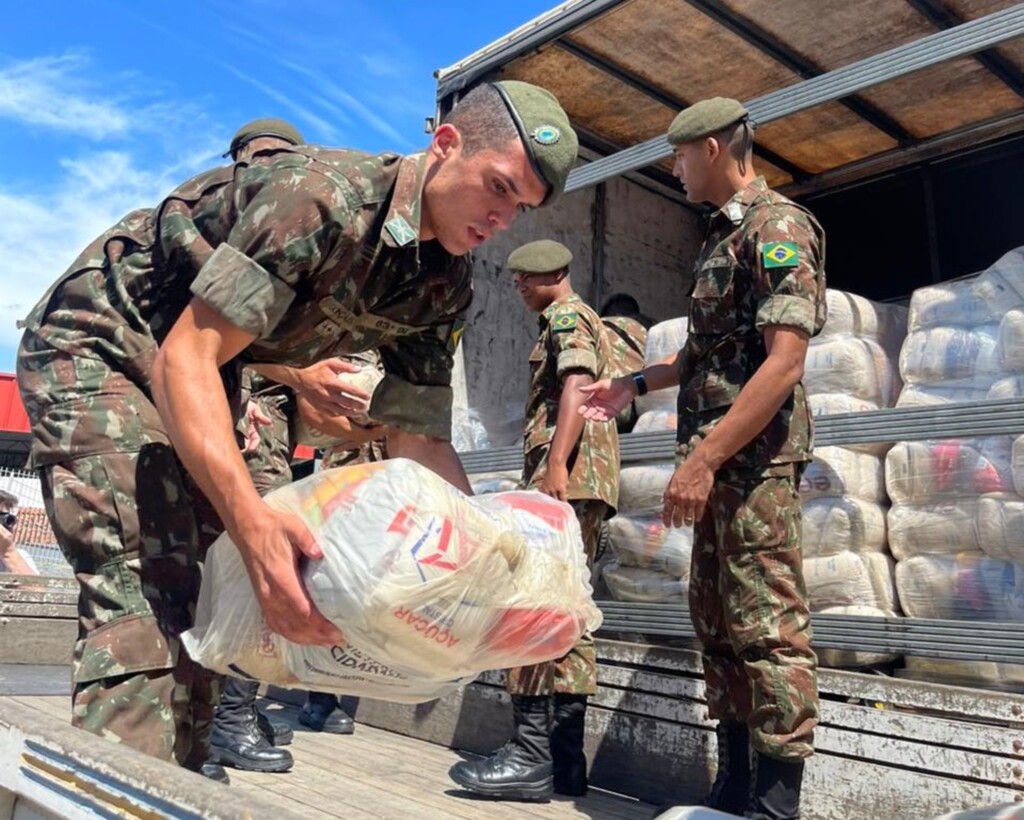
[40,444,223,770]
[689,465,818,760]
[506,498,607,697]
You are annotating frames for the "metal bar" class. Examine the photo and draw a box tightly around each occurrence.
[596,603,1024,663]
[435,0,627,99]
[684,0,912,144]
[565,5,1024,192]
[905,0,1024,99]
[461,399,1024,472]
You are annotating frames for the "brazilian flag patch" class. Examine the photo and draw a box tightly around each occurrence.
[552,312,578,332]
[762,242,800,268]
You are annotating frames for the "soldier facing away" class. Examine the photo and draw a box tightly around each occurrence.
[580,97,826,820]
[17,81,578,775]
[449,239,619,801]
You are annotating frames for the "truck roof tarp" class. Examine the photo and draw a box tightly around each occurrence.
[436,0,1024,197]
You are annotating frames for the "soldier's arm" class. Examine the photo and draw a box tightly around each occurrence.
[386,431,472,495]
[152,298,342,647]
[249,360,371,417]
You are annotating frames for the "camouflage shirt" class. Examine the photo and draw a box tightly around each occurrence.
[601,316,647,378]
[522,293,619,510]
[19,149,470,466]
[678,177,827,469]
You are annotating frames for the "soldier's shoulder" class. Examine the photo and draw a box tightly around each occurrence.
[748,194,820,242]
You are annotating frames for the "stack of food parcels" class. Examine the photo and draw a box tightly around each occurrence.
[890,247,1024,688]
[598,318,693,604]
[800,289,908,666]
[182,458,602,703]
[630,317,688,434]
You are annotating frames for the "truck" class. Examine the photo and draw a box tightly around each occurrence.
[3,1,1024,817]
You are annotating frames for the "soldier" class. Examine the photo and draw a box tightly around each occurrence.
[16,81,577,775]
[598,292,650,434]
[449,240,619,801]
[579,98,826,820]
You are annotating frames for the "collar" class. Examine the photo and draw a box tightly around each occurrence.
[381,152,427,249]
[713,176,769,226]
[539,292,583,327]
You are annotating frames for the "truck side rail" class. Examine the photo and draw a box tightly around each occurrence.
[596,602,1024,665]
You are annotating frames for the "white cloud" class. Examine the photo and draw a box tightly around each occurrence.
[276,58,412,148]
[0,150,213,364]
[218,61,342,143]
[0,53,131,139]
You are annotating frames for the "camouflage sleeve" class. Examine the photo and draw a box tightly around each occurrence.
[550,308,599,379]
[191,163,357,338]
[370,319,464,440]
[752,208,825,336]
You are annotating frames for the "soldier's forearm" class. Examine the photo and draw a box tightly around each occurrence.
[387,431,472,494]
[550,373,591,466]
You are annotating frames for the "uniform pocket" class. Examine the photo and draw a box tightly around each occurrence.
[690,265,738,335]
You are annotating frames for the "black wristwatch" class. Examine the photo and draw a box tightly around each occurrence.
[630,371,649,396]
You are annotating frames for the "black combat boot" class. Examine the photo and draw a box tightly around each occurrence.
[448,695,553,800]
[299,691,355,734]
[745,753,804,820]
[198,762,230,784]
[551,694,588,796]
[256,708,294,746]
[210,677,294,772]
[704,719,751,814]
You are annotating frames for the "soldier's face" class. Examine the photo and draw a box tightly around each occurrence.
[512,270,561,312]
[672,142,712,203]
[423,127,548,256]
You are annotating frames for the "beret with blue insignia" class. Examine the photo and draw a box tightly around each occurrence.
[493,81,579,206]
[226,118,305,159]
[667,97,749,146]
[506,239,573,274]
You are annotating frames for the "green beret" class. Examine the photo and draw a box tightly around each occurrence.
[507,239,573,274]
[666,98,748,146]
[226,118,305,159]
[493,81,578,207]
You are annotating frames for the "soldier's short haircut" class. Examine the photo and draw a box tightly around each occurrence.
[0,490,18,509]
[444,84,518,156]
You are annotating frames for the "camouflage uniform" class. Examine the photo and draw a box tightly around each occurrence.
[678,176,826,761]
[241,369,296,496]
[601,315,648,433]
[16,148,470,766]
[507,293,619,697]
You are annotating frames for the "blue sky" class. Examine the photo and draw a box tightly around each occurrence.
[0,0,557,371]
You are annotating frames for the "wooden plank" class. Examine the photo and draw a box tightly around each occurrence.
[0,618,73,665]
[0,601,78,619]
[803,753,1024,820]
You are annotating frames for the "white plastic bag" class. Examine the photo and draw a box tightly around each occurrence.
[182,459,601,702]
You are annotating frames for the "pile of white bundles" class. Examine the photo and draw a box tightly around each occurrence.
[631,317,688,434]
[890,247,1024,687]
[801,289,907,667]
[603,462,692,604]
[182,458,602,703]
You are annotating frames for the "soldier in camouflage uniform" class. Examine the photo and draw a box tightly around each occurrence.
[16,81,578,774]
[449,240,619,801]
[579,98,826,820]
[599,292,650,434]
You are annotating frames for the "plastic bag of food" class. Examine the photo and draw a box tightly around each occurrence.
[182,458,601,702]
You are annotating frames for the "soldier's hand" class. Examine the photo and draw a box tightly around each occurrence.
[578,377,634,422]
[235,507,344,646]
[295,358,372,417]
[242,400,273,455]
[661,458,714,529]
[540,462,570,502]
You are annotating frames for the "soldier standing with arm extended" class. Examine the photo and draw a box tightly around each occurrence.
[580,98,826,820]
[449,240,619,801]
[17,82,577,774]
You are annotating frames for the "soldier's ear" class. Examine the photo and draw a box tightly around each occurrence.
[430,123,462,159]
